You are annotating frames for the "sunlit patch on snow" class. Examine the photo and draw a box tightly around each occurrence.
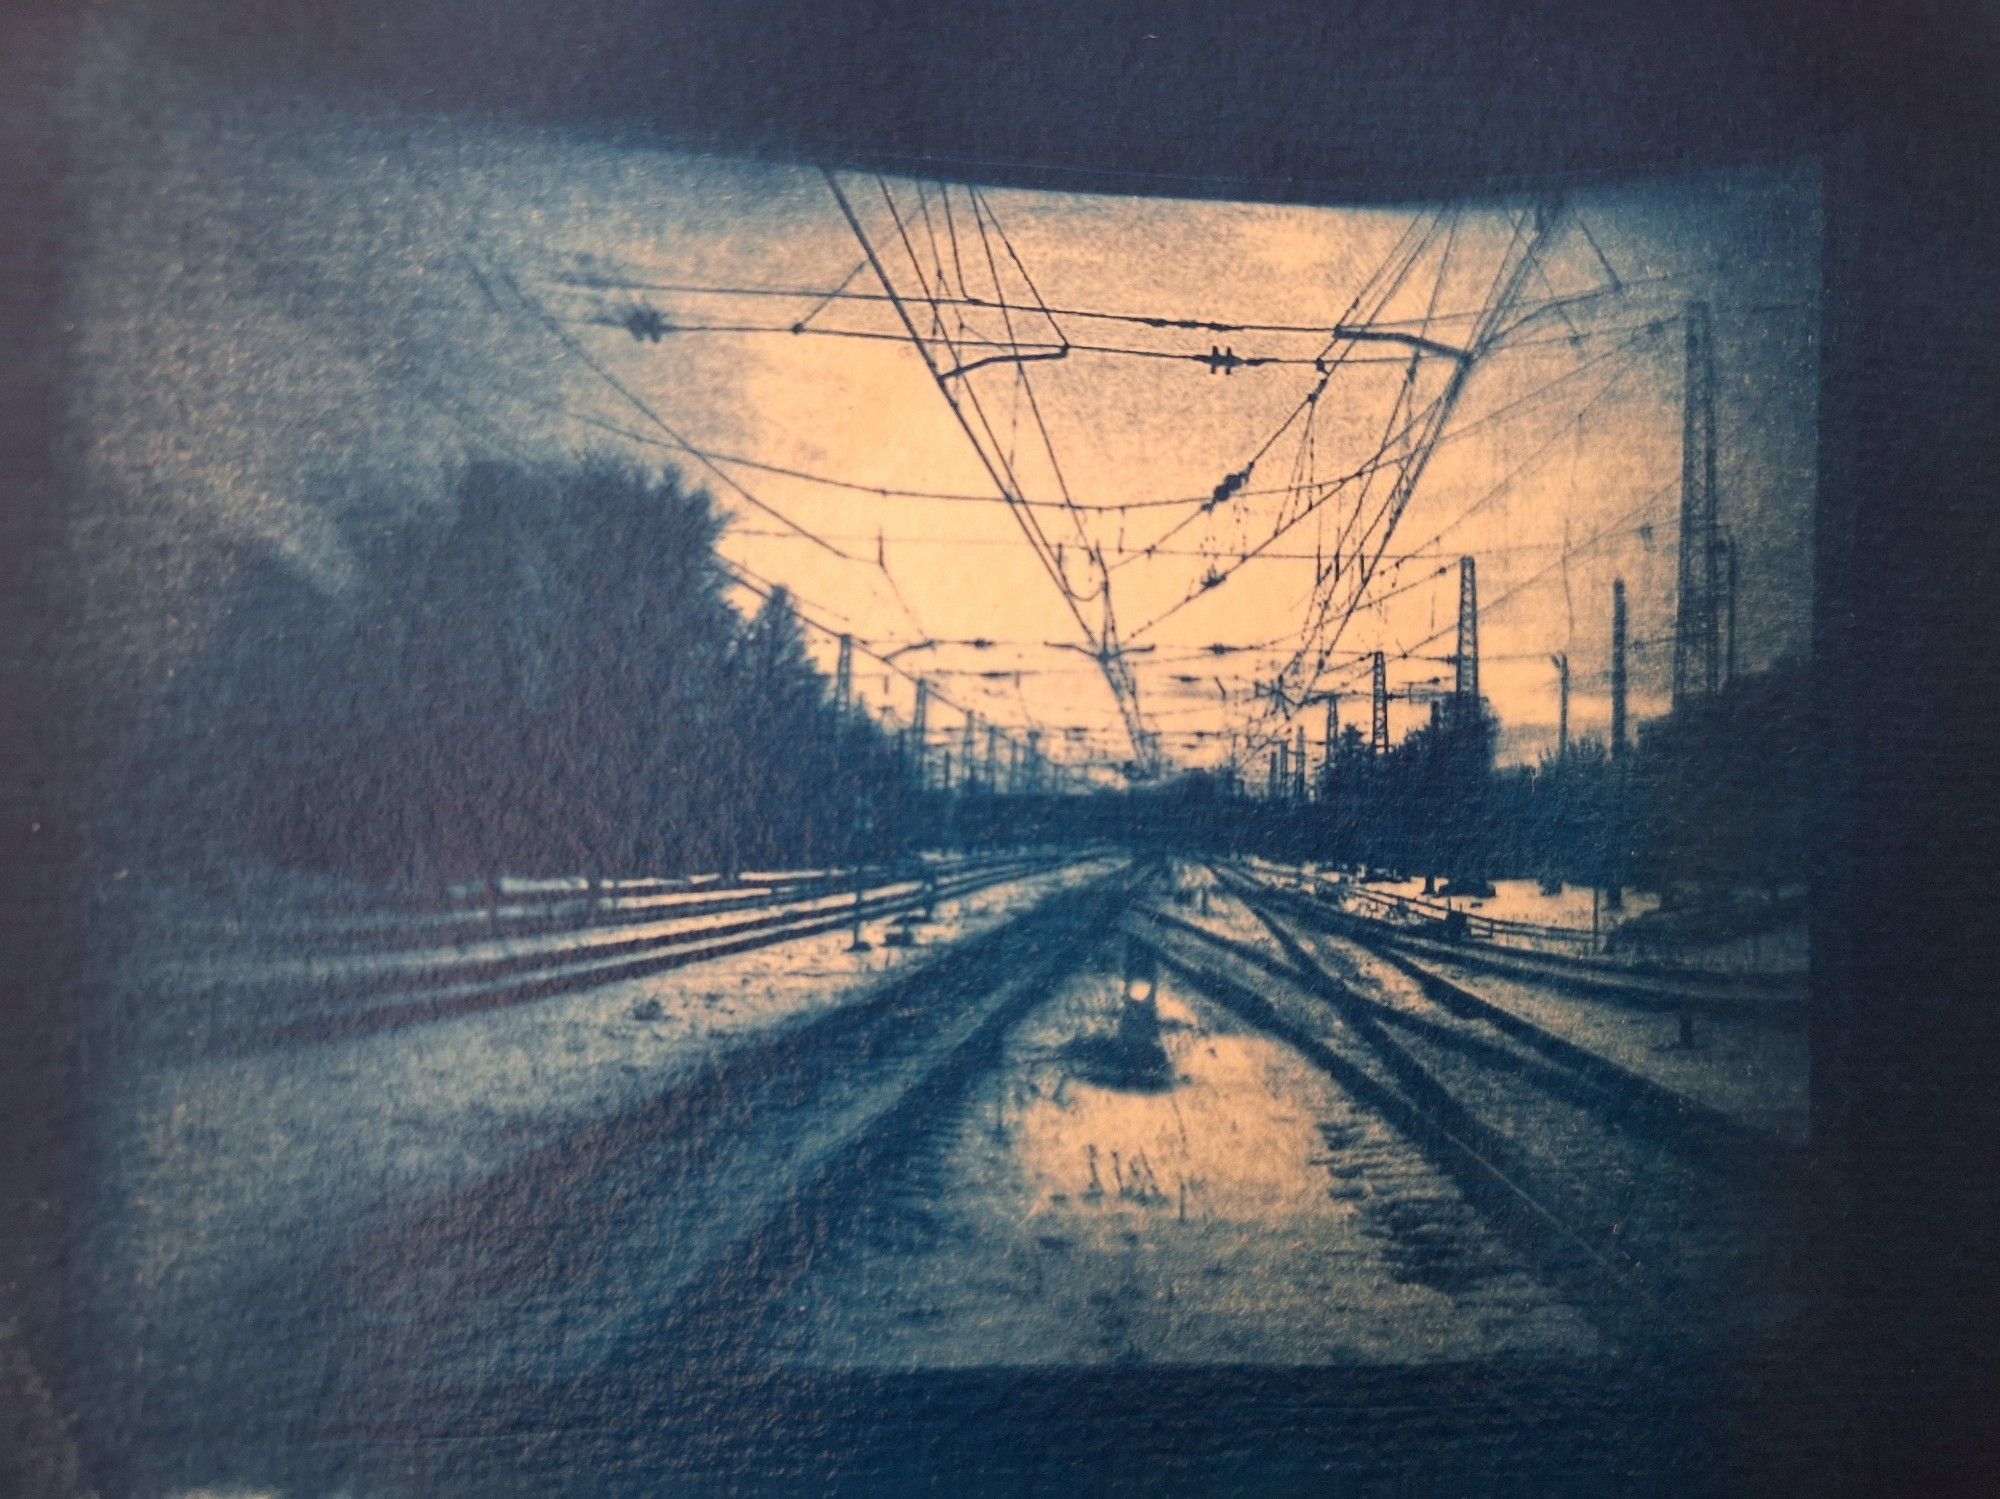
[1017,991,1348,1228]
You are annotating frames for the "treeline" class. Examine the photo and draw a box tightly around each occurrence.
[121,451,1817,897]
[129,458,1011,885]
[1142,659,1819,897]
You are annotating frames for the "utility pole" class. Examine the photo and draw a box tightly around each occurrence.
[1672,300,1721,707]
[1267,749,1280,800]
[1608,577,1630,911]
[961,712,978,791]
[985,723,1000,790]
[1324,695,1338,788]
[1295,725,1308,803]
[911,678,930,787]
[835,633,862,942]
[1611,579,1628,761]
[1723,535,1739,687]
[1372,651,1390,756]
[1455,556,1480,707]
[1551,652,1570,761]
[1026,729,1042,795]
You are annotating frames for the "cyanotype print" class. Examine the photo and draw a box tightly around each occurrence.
[54,82,1822,1488]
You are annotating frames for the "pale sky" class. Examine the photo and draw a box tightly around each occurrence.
[67,62,1820,785]
[527,158,1820,780]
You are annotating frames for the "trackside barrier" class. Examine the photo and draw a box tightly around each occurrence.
[295,850,1060,953]
[1336,883,1604,959]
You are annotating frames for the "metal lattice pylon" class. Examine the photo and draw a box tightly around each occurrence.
[1611,579,1629,760]
[1673,301,1721,706]
[1371,651,1389,755]
[1456,556,1479,708]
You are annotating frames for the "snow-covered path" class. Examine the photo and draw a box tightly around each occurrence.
[773,949,1598,1370]
[73,854,1124,1469]
[71,854,1823,1498]
[1222,866,1808,1143]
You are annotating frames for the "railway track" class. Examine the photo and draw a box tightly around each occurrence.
[212,848,1077,1049]
[124,862,1148,1472]
[1227,873,1800,1150]
[231,852,1059,957]
[102,855,1824,1494]
[1240,861,1805,1013]
[1135,865,1814,1359]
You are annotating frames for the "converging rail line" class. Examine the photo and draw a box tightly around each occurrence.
[1240,858,1806,1005]
[1132,865,1811,1357]
[144,865,1146,1463]
[204,848,1078,1050]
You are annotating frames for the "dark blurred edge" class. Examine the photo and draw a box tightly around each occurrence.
[1,3,91,1496]
[2,0,1994,1492]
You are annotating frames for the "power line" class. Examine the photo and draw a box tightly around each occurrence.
[1237,201,1585,748]
[477,193,1796,783]
[724,526,1632,561]
[556,409,1252,512]
[1391,326,1663,561]
[466,247,869,567]
[556,267,1799,353]
[1110,210,1469,600]
[555,273,1477,354]
[822,167,1158,771]
[1301,206,1583,680]
[1102,314,1668,616]
[715,554,1079,768]
[576,298,1723,368]
[468,245,990,735]
[1311,478,1679,701]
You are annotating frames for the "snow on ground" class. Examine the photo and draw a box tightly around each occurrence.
[1166,862,1806,1144]
[771,946,1597,1369]
[128,851,1019,960]
[1382,947,1809,1145]
[153,868,982,992]
[1153,864,1284,949]
[73,855,1124,1401]
[1252,864,1664,941]
[1248,858,1805,979]
[1362,875,1660,930]
[1354,875,1808,979]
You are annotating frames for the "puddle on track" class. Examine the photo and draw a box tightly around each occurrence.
[763,956,1599,1369]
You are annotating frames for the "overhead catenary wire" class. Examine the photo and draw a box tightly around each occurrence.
[465,247,869,567]
[1212,206,1610,758]
[722,526,1639,561]
[1250,476,1680,740]
[582,313,1446,370]
[824,166,1163,771]
[466,183,1788,784]
[1137,205,1524,660]
[461,244,1094,762]
[542,279,1732,528]
[481,245,956,644]
[1110,208,1469,591]
[716,553,1092,772]
[555,272,1489,356]
[1257,202,1593,732]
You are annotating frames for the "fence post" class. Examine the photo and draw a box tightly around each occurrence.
[848,855,871,952]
